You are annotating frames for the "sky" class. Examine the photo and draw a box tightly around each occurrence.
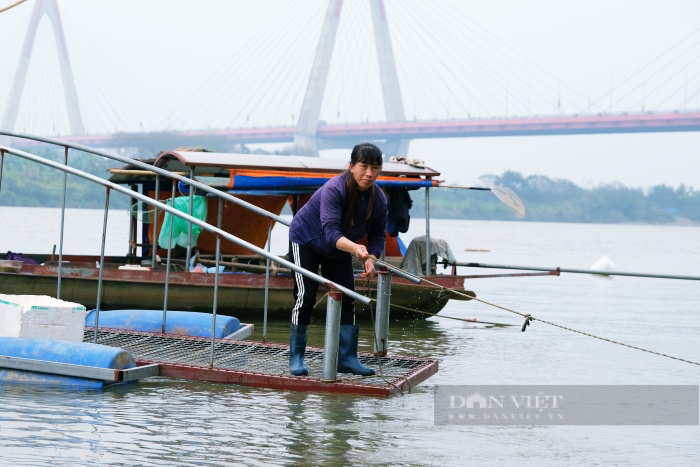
[0,0,699,190]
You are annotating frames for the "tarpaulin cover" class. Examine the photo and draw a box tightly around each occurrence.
[228,169,435,193]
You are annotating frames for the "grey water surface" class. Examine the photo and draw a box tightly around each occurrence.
[1,207,698,465]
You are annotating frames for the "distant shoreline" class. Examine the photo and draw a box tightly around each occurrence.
[1,205,698,227]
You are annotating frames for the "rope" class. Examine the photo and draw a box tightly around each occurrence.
[376,300,514,327]
[0,0,27,14]
[371,257,700,367]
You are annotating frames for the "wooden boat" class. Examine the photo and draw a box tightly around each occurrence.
[2,258,471,319]
[0,149,481,319]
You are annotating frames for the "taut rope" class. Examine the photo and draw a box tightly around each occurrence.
[370,256,700,367]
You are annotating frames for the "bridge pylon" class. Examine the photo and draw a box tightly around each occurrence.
[294,0,409,158]
[2,0,84,135]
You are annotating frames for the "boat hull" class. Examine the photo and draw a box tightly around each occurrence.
[0,263,474,319]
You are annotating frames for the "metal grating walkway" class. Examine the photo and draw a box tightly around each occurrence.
[84,328,438,396]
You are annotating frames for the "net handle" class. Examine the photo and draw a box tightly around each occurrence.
[435,184,526,219]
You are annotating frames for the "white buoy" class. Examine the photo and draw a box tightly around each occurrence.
[590,255,615,277]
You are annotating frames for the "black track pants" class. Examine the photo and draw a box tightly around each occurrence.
[290,242,356,326]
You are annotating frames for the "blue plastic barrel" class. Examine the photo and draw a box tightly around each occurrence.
[0,337,135,388]
[85,309,241,338]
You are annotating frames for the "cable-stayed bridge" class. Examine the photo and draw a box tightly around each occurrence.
[2,0,700,156]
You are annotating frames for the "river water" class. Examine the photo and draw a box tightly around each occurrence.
[1,207,699,465]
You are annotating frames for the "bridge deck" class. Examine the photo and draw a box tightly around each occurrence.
[84,328,437,396]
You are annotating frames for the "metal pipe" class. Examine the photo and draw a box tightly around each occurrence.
[374,267,392,356]
[128,184,136,258]
[322,289,343,382]
[151,174,160,267]
[93,187,110,344]
[0,151,4,191]
[185,168,194,270]
[2,145,371,305]
[424,186,431,276]
[209,197,224,367]
[162,183,176,334]
[57,146,69,299]
[263,220,272,342]
[373,258,421,284]
[456,261,700,281]
[0,131,290,226]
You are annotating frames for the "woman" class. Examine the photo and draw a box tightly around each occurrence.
[288,143,387,376]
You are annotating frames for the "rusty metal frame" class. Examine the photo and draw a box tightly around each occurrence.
[86,328,438,397]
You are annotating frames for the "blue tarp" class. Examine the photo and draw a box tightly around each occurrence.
[229,175,433,194]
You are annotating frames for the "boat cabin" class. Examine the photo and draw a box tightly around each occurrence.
[109,150,440,264]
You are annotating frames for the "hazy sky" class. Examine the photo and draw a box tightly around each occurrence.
[1,0,699,189]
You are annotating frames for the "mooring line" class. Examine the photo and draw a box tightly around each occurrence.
[527,315,700,366]
[375,300,514,327]
[371,257,700,367]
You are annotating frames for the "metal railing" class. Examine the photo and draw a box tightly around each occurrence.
[0,131,432,283]
[0,130,425,380]
[0,139,375,381]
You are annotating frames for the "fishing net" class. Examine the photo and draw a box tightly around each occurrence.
[435,184,526,219]
[490,185,526,218]
[130,203,155,224]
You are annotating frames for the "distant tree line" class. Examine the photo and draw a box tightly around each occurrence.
[0,149,132,209]
[1,150,698,224]
[410,171,700,224]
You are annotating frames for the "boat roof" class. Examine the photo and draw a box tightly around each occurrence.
[154,151,440,177]
[108,151,441,190]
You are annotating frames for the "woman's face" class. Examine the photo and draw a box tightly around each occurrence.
[350,160,382,191]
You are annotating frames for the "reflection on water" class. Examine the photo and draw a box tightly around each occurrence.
[1,209,699,464]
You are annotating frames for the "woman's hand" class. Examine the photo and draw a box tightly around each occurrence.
[360,256,376,278]
[352,244,369,261]
[336,237,376,277]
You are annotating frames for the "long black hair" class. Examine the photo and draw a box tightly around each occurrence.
[345,143,383,226]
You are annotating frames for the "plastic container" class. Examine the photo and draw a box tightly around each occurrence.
[85,309,241,338]
[0,337,135,388]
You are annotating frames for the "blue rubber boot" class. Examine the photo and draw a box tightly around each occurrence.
[289,324,309,376]
[337,325,375,376]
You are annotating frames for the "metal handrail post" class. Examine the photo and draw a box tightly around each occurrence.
[57,146,69,299]
[161,182,176,334]
[0,150,4,190]
[263,220,272,342]
[321,289,343,382]
[374,267,392,356]
[425,186,431,276]
[151,174,160,267]
[93,187,110,343]
[185,168,194,270]
[128,184,137,258]
[209,197,224,367]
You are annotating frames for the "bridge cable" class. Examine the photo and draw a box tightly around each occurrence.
[621,39,700,112]
[425,1,586,115]
[153,0,311,131]
[398,3,499,116]
[584,26,700,113]
[401,1,557,117]
[231,2,321,128]
[644,60,700,113]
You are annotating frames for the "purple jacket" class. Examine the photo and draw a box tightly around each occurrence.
[289,173,387,259]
